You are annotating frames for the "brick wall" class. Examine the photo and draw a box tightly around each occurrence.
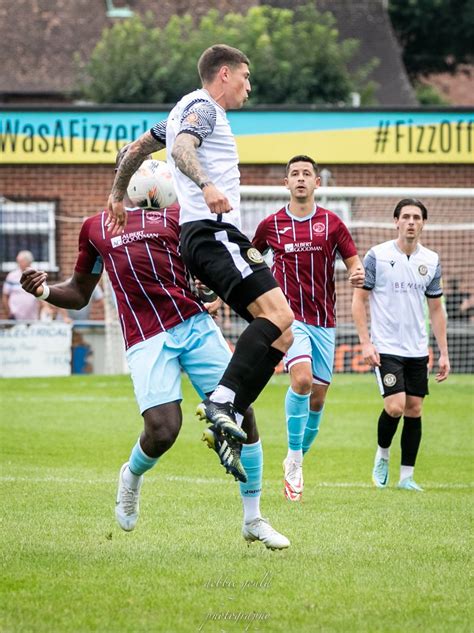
[1,162,473,318]
[241,163,474,187]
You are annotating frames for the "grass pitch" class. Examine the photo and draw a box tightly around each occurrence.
[0,373,472,632]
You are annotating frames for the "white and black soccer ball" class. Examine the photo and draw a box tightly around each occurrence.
[127,159,177,209]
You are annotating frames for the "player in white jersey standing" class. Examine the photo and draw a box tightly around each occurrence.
[352,199,450,491]
[107,45,293,545]
[253,155,365,501]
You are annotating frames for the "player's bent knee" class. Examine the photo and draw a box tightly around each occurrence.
[144,404,182,449]
[384,403,405,418]
[292,375,312,394]
[405,405,423,417]
[310,397,325,411]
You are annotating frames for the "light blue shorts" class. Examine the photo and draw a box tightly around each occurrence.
[126,312,231,414]
[284,321,336,385]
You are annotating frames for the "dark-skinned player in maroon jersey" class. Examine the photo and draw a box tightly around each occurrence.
[19,148,290,550]
[253,155,365,501]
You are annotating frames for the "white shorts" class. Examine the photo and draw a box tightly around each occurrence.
[126,312,231,413]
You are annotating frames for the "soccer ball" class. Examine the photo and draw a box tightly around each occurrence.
[127,160,177,209]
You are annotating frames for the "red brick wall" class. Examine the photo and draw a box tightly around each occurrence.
[1,162,473,318]
[241,163,474,187]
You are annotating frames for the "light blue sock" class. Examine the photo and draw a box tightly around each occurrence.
[239,441,263,523]
[302,408,324,455]
[128,438,159,476]
[286,387,310,451]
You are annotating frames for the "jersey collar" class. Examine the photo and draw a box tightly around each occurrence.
[285,204,318,222]
[393,240,420,257]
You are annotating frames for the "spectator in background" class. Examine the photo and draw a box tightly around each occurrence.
[39,302,72,323]
[445,278,472,321]
[2,250,40,320]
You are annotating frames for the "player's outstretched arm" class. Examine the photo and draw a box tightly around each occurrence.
[171,133,232,214]
[107,130,165,234]
[21,268,100,310]
[352,288,380,367]
[428,296,450,382]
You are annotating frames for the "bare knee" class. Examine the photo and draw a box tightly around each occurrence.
[405,405,422,417]
[309,384,329,411]
[384,402,405,418]
[310,395,326,411]
[142,402,182,455]
[291,375,312,395]
[248,288,294,333]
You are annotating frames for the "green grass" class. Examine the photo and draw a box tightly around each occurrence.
[0,373,472,632]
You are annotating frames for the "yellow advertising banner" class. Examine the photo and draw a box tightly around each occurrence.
[1,109,472,164]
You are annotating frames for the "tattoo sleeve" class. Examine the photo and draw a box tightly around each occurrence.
[172,133,210,187]
[111,131,165,201]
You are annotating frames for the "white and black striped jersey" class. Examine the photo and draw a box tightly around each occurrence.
[155,89,241,228]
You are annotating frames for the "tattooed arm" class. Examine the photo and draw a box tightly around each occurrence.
[172,133,232,215]
[107,127,165,233]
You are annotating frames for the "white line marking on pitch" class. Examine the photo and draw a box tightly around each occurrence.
[0,475,471,490]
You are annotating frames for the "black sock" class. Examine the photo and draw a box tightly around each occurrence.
[219,317,282,394]
[233,346,284,413]
[401,416,422,466]
[378,409,401,448]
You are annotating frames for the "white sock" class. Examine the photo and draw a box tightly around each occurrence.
[287,448,303,464]
[123,466,142,489]
[400,465,414,481]
[376,446,390,460]
[210,385,236,404]
[242,497,261,524]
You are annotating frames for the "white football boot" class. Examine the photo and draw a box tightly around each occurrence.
[242,517,290,550]
[372,456,389,488]
[283,457,304,501]
[115,462,143,531]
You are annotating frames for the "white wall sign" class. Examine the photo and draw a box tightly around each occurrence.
[0,323,72,377]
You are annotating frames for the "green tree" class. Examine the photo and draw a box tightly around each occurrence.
[78,5,377,105]
[415,83,449,105]
[389,0,474,77]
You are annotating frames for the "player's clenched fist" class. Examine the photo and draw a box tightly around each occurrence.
[20,268,48,296]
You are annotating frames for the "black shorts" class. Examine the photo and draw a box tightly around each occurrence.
[180,219,279,322]
[375,354,429,398]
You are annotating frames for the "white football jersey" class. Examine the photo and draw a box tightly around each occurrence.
[363,240,443,357]
[165,89,241,228]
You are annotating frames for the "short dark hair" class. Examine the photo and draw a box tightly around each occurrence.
[198,44,250,83]
[285,155,319,176]
[393,198,428,220]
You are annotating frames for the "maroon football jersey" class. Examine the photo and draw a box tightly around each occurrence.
[75,205,203,349]
[253,205,357,327]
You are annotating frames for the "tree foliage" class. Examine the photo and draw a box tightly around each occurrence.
[389,0,474,77]
[77,5,377,105]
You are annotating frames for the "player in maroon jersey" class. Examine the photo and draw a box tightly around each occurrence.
[253,155,365,501]
[19,150,290,549]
